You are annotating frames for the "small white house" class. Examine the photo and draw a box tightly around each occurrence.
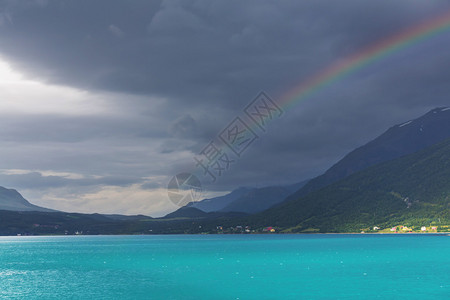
[421,226,427,231]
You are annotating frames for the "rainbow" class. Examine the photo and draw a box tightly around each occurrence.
[277,10,450,110]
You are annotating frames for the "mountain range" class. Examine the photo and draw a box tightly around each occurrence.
[285,107,450,201]
[0,107,450,234]
[247,136,450,232]
[185,181,308,215]
[174,107,450,218]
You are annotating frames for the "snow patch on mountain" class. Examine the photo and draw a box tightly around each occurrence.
[399,120,412,127]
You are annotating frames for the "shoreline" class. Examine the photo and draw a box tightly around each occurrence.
[3,232,449,237]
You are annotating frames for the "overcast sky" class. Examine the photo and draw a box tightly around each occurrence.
[0,0,449,216]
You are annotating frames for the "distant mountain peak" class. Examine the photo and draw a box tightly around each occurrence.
[395,107,450,127]
[177,180,309,215]
[0,186,56,212]
[288,107,450,199]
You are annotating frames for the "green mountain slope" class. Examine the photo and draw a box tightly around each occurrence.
[288,107,450,202]
[249,138,450,233]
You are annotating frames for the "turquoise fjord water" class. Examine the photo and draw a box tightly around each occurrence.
[0,235,448,300]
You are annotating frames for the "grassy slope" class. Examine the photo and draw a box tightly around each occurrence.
[248,138,450,233]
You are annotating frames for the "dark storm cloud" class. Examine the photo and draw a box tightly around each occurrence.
[0,112,168,143]
[0,0,450,213]
[1,0,447,106]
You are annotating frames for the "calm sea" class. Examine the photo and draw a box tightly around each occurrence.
[0,234,448,299]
